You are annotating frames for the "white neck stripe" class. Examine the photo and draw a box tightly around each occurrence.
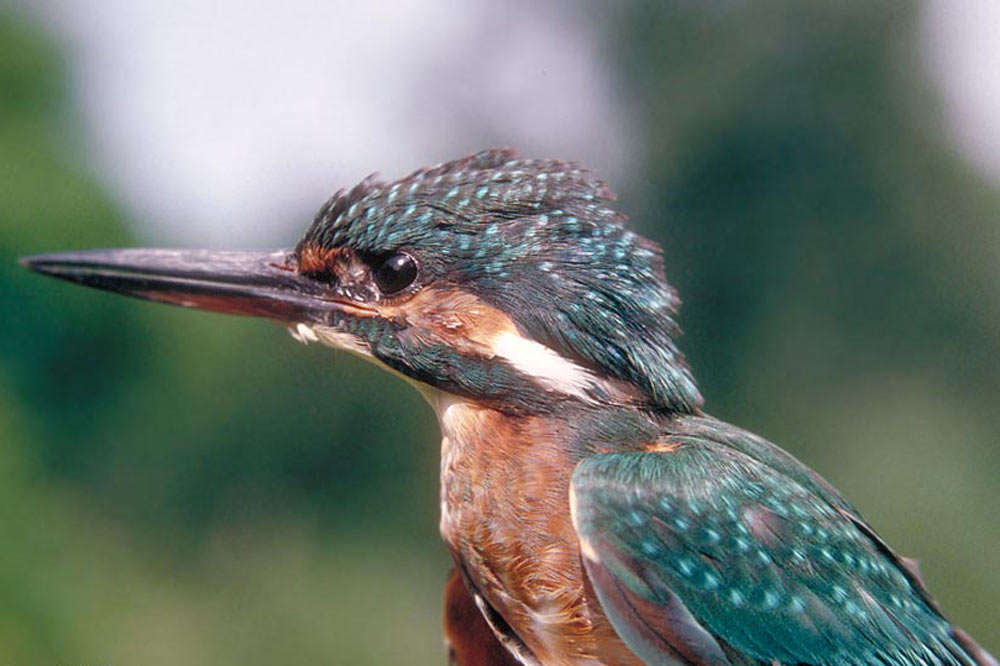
[490,331,598,402]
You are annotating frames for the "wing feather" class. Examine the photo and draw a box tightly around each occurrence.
[570,438,992,666]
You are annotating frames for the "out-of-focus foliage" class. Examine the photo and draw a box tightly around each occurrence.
[0,1,996,663]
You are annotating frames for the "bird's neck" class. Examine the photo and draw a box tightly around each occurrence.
[426,390,663,467]
[428,391,663,664]
[423,386,670,550]
[427,392,665,533]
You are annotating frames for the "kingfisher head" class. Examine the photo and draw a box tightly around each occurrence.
[22,149,702,415]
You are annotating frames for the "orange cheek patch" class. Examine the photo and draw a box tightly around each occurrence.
[376,287,518,353]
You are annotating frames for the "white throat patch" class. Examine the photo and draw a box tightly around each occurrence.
[287,322,371,358]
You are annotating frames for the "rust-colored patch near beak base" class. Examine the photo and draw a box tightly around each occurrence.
[296,242,345,275]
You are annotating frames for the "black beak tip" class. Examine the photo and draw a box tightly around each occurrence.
[18,253,68,277]
[19,253,48,272]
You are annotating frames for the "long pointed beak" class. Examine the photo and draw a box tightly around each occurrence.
[19,248,352,323]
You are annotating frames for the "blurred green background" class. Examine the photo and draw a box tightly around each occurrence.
[1,2,997,664]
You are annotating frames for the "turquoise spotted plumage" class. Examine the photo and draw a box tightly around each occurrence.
[298,149,700,413]
[572,415,991,666]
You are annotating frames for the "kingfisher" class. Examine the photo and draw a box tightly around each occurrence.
[22,149,996,666]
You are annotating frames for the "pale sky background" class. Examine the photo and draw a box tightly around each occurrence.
[18,0,1000,247]
[921,0,1000,185]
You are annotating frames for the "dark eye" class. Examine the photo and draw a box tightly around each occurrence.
[373,252,418,295]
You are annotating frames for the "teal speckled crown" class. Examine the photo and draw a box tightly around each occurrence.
[297,148,702,413]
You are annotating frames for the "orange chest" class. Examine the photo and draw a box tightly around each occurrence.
[438,400,579,573]
[435,399,639,666]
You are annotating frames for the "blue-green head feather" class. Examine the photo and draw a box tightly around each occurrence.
[297,149,702,413]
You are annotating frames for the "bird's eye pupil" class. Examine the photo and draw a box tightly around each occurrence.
[374,252,418,294]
